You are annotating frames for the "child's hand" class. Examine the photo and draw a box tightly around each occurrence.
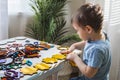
[60,50,70,54]
[66,53,78,61]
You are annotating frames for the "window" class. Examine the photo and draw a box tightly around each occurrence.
[109,0,120,26]
[8,0,33,15]
[104,0,110,22]
[104,0,120,26]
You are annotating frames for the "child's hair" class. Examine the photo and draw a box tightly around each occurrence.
[71,3,103,33]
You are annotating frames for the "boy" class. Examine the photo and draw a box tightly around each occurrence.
[61,3,111,80]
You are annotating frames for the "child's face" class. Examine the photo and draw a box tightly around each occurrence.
[72,22,89,41]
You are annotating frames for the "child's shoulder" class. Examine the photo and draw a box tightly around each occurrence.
[85,40,109,52]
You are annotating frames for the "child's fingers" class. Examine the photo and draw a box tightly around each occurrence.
[60,50,70,54]
[66,53,73,60]
[66,53,77,61]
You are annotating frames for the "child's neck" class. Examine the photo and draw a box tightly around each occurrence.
[89,31,105,41]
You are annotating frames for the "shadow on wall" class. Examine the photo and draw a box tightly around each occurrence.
[8,12,34,38]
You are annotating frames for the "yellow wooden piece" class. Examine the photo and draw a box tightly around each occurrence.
[52,54,66,60]
[69,61,77,67]
[42,57,57,64]
[20,67,37,75]
[57,46,68,50]
[34,63,51,70]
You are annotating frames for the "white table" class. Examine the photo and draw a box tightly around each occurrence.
[0,37,65,80]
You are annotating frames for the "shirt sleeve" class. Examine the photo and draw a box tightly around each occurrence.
[87,48,104,68]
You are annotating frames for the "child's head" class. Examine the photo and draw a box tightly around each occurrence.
[71,3,103,40]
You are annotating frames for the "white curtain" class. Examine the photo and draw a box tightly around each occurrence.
[0,0,8,40]
[0,0,33,40]
[8,0,33,38]
[107,0,120,80]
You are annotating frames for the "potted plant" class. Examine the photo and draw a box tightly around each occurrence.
[25,0,81,45]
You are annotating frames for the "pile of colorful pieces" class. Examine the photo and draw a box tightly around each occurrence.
[0,39,71,80]
[0,41,54,68]
[0,53,66,80]
[0,40,55,79]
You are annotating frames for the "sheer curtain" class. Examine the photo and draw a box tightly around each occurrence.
[106,0,120,80]
[0,0,8,40]
[8,0,33,38]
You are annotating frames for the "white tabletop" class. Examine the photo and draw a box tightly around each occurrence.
[0,36,82,80]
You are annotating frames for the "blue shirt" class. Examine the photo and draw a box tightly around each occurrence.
[83,34,111,80]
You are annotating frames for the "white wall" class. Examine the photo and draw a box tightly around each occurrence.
[65,0,85,33]
[86,0,104,8]
[8,13,33,38]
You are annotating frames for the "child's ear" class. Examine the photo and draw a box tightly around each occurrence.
[85,25,93,34]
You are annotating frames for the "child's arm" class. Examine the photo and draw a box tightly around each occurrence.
[69,40,86,52]
[67,53,98,78]
[60,41,86,54]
